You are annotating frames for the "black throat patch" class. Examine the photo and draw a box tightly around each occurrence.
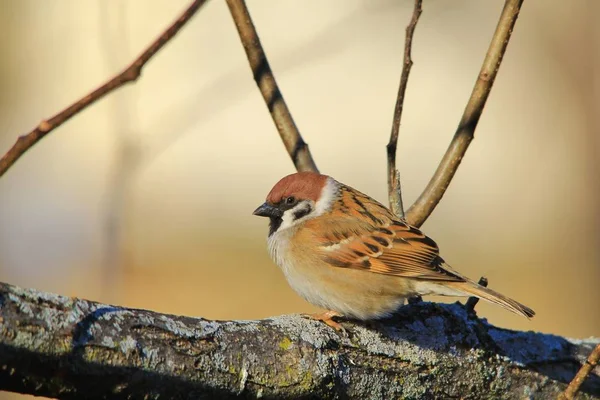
[268,217,283,237]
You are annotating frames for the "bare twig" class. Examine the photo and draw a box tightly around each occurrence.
[226,0,318,173]
[405,0,524,227]
[0,0,207,178]
[387,0,423,219]
[465,276,488,312]
[560,343,600,400]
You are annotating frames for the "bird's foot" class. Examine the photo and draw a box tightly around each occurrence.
[303,310,344,331]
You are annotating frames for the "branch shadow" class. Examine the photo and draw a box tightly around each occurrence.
[71,306,123,348]
[0,343,294,400]
[344,302,600,396]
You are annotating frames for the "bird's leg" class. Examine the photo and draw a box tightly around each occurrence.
[303,310,344,331]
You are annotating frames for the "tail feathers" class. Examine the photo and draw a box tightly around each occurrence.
[448,281,535,318]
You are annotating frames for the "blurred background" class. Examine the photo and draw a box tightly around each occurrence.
[0,0,599,397]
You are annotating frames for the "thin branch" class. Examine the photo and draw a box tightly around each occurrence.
[226,0,319,173]
[0,0,207,178]
[387,0,423,219]
[560,343,600,400]
[0,281,598,399]
[405,0,524,227]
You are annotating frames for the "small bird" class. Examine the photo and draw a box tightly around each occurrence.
[253,172,535,330]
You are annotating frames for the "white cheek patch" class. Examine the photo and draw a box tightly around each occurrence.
[314,178,338,216]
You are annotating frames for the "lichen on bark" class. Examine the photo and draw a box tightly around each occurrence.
[0,282,598,399]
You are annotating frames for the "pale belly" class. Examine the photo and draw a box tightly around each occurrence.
[268,232,413,320]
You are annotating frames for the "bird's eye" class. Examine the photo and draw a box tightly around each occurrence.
[285,196,296,205]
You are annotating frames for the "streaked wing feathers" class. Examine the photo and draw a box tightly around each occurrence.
[313,186,465,282]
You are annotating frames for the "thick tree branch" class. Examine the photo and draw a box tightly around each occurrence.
[0,281,598,399]
[226,0,319,173]
[0,0,207,178]
[405,0,524,227]
[387,0,423,219]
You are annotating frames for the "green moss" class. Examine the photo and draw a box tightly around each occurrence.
[299,370,313,390]
[279,336,293,351]
[285,364,294,375]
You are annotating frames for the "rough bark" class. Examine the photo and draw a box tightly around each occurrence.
[0,282,598,399]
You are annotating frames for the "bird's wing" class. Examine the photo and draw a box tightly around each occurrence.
[308,186,466,282]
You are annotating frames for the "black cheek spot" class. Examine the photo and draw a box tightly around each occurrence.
[293,204,312,220]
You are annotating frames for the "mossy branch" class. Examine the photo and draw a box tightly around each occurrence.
[0,282,598,399]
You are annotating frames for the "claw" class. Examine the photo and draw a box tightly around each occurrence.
[303,310,345,331]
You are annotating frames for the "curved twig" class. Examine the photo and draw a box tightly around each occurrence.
[0,0,207,178]
[387,0,423,219]
[226,0,318,173]
[405,0,524,227]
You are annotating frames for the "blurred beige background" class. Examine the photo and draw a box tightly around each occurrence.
[0,1,599,397]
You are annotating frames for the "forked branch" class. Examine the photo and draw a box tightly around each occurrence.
[405,0,524,227]
[386,0,423,219]
[0,0,207,178]
[226,0,319,173]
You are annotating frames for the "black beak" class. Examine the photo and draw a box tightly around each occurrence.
[253,202,282,218]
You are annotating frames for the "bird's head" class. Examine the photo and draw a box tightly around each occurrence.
[253,172,338,236]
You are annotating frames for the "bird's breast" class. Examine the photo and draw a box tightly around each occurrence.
[266,227,411,320]
[267,229,318,298]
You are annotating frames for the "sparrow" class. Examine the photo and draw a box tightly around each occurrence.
[253,172,535,330]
